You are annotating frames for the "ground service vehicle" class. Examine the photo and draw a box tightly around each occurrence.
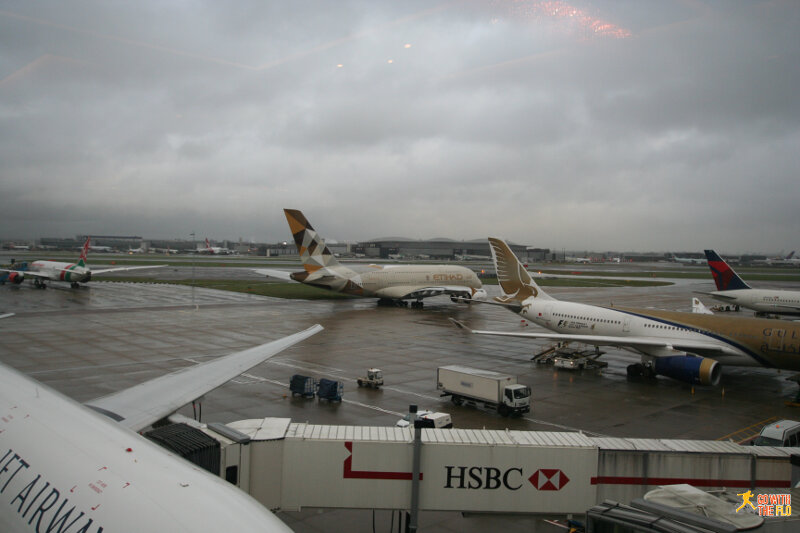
[395,411,453,428]
[436,365,531,416]
[317,378,343,402]
[289,374,316,398]
[752,419,800,446]
[357,368,383,388]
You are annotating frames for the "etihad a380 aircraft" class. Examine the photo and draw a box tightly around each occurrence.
[0,324,322,533]
[256,209,487,308]
[0,237,165,289]
[451,238,800,387]
[700,249,800,317]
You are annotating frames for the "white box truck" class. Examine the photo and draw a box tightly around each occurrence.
[437,365,531,416]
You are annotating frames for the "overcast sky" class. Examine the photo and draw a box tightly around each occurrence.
[0,1,798,254]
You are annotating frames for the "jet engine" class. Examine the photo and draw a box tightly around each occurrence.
[653,355,721,386]
[5,272,24,284]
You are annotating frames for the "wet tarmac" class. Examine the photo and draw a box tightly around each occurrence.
[2,272,800,532]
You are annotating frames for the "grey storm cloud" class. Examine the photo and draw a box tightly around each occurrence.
[0,0,798,254]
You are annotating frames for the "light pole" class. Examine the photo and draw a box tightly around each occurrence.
[190,232,196,308]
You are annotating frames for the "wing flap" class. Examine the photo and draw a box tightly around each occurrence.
[86,324,323,431]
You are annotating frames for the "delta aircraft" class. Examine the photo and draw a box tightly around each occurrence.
[451,238,800,387]
[256,209,487,308]
[701,249,800,317]
[0,237,165,289]
[0,324,321,533]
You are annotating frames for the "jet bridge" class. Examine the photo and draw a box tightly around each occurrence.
[156,416,800,516]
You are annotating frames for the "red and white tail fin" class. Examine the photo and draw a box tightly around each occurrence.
[78,236,90,267]
[205,238,212,251]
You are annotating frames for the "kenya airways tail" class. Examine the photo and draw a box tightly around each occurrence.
[703,250,751,291]
[77,236,90,267]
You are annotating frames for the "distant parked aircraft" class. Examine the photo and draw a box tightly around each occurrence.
[256,209,487,308]
[700,249,800,316]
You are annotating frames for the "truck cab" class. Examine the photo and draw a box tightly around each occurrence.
[502,384,531,415]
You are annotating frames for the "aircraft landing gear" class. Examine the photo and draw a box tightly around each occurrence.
[34,279,47,289]
[70,282,80,289]
[626,363,655,381]
[411,301,424,309]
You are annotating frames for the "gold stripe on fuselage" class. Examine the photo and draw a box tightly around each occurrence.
[614,306,800,370]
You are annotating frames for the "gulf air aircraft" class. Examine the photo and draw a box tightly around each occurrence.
[256,209,487,308]
[451,238,800,387]
[0,324,321,533]
[701,249,800,316]
[0,237,165,289]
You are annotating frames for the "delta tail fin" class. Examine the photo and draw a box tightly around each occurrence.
[488,237,553,304]
[704,249,751,291]
[284,209,344,275]
[77,236,90,267]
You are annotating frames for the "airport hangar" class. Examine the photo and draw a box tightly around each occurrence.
[2,267,800,532]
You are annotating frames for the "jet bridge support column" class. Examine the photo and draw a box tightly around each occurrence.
[409,405,422,532]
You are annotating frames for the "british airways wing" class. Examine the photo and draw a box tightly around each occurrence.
[86,324,323,431]
[0,326,323,533]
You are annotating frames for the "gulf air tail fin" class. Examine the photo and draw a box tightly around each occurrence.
[284,209,344,274]
[488,238,553,304]
[78,237,90,267]
[704,249,750,291]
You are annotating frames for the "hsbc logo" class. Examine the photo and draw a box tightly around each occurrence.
[529,468,570,491]
[444,466,570,491]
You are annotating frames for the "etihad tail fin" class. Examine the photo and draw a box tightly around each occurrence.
[78,236,90,267]
[488,238,553,303]
[704,249,750,291]
[284,209,344,274]
[787,251,796,260]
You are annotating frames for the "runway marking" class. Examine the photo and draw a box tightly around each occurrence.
[269,359,344,373]
[716,416,779,444]
[520,416,609,437]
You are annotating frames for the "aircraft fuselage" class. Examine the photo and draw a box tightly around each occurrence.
[29,261,92,284]
[518,298,800,370]
[708,288,800,316]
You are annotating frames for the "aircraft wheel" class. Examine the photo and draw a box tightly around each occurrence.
[626,363,649,380]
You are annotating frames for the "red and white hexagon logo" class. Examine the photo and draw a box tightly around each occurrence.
[529,469,570,491]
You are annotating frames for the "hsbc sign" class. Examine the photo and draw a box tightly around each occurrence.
[444,466,570,491]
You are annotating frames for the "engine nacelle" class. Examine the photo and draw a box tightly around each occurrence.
[653,355,721,386]
[7,272,24,284]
